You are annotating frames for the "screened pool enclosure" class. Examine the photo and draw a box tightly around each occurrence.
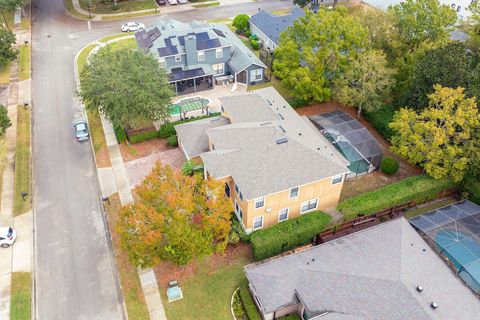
[409,200,480,294]
[309,111,383,177]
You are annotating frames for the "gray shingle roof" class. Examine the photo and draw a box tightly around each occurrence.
[249,6,305,46]
[219,95,279,123]
[245,218,480,319]
[174,116,230,159]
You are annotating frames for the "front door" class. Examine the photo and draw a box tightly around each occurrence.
[236,71,247,84]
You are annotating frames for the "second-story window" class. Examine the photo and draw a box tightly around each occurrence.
[198,51,205,61]
[216,47,223,58]
[289,187,299,199]
[255,197,264,209]
[158,58,166,68]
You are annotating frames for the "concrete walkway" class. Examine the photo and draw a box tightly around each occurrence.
[71,0,258,21]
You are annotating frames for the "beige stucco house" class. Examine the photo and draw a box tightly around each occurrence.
[175,87,349,233]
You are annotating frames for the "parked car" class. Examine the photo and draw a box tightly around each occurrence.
[178,0,187,3]
[0,227,16,248]
[73,120,90,142]
[167,0,178,4]
[121,22,145,32]
[156,0,166,4]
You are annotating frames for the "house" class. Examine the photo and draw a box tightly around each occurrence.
[249,6,305,51]
[245,218,480,320]
[175,87,349,233]
[135,19,267,95]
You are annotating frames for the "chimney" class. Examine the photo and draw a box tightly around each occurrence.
[184,35,197,65]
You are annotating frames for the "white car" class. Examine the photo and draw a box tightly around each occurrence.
[167,0,178,4]
[0,227,16,248]
[121,22,145,32]
[178,0,187,4]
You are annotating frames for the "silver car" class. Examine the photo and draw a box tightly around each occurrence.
[74,120,89,142]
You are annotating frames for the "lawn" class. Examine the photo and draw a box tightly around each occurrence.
[18,44,30,81]
[158,246,254,320]
[192,1,220,8]
[404,197,458,219]
[13,106,31,216]
[107,38,137,51]
[10,272,31,320]
[104,193,150,320]
[79,0,156,14]
[248,77,293,100]
[99,33,133,43]
[0,9,14,29]
[0,134,7,209]
[0,62,10,84]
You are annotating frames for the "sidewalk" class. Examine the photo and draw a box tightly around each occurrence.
[71,0,256,21]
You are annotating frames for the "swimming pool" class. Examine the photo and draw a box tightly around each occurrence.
[435,229,480,270]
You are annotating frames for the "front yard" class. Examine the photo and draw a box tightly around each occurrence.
[79,0,156,14]
[155,244,254,320]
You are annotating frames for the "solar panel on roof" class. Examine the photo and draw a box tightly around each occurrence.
[195,32,209,40]
[158,46,178,57]
[169,67,206,82]
[196,38,221,50]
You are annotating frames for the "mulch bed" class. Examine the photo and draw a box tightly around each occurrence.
[154,243,252,289]
[119,138,175,162]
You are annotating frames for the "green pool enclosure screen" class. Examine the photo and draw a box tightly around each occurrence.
[409,200,480,294]
[309,111,383,177]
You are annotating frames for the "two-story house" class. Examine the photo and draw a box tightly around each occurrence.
[175,87,349,233]
[135,19,267,95]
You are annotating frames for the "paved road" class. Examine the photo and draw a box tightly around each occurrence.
[32,0,292,319]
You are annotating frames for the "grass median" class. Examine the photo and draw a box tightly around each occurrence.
[19,44,30,81]
[10,272,32,320]
[13,106,31,216]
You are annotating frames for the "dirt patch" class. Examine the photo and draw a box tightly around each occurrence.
[154,243,252,289]
[296,102,421,200]
[95,146,111,168]
[119,138,175,162]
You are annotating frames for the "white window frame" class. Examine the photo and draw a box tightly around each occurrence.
[198,51,205,61]
[255,197,265,209]
[158,58,166,68]
[215,47,223,58]
[212,63,225,75]
[249,68,263,82]
[331,174,343,185]
[289,187,299,199]
[175,55,181,62]
[300,198,318,214]
[253,216,264,230]
[278,208,289,222]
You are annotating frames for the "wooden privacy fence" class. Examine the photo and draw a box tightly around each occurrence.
[316,189,459,244]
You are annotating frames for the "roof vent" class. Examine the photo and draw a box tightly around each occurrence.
[298,133,302,136]
[260,122,272,126]
[416,285,423,293]
[431,302,438,310]
[266,99,272,106]
[276,137,288,145]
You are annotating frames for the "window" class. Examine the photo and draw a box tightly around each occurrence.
[212,63,224,75]
[235,200,239,213]
[253,216,263,230]
[216,47,223,58]
[175,55,181,62]
[235,184,239,194]
[331,174,343,185]
[278,208,289,222]
[255,197,265,209]
[301,199,318,213]
[225,183,230,198]
[239,208,243,219]
[289,187,299,199]
[198,51,205,61]
[250,68,263,82]
[457,6,461,12]
[158,58,166,68]
[239,192,244,202]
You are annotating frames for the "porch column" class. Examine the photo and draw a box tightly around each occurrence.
[193,78,197,92]
[175,81,178,94]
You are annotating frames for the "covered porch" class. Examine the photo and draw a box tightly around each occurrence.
[169,65,215,96]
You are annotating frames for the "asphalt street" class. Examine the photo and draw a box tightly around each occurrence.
[32,0,292,319]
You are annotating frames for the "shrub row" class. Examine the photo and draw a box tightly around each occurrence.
[288,97,310,108]
[231,217,251,243]
[239,280,262,320]
[337,175,455,220]
[460,175,480,205]
[114,126,127,143]
[250,211,331,261]
[362,104,396,141]
[128,129,159,144]
[158,112,220,139]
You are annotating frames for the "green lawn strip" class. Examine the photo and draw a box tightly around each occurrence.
[13,106,31,216]
[0,9,14,29]
[239,279,262,320]
[160,254,253,320]
[192,1,220,8]
[18,44,30,81]
[99,33,133,43]
[404,198,459,219]
[0,135,7,209]
[80,0,156,14]
[107,38,137,51]
[337,175,456,221]
[104,193,150,319]
[100,10,160,21]
[10,272,31,320]
[77,43,97,74]
[207,18,232,23]
[63,0,92,19]
[0,62,10,84]
[271,8,291,16]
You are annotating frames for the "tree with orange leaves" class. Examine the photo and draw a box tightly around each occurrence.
[117,163,233,267]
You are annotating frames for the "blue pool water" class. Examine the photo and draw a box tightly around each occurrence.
[435,229,480,271]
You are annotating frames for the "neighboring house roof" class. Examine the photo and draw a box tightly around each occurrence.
[174,116,230,159]
[245,218,480,319]
[218,95,279,122]
[249,5,305,47]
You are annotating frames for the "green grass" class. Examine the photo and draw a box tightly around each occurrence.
[107,38,137,51]
[10,272,31,320]
[0,62,10,84]
[105,194,150,319]
[18,45,30,81]
[248,77,293,100]
[63,0,92,19]
[239,279,261,320]
[192,1,220,8]
[77,43,97,74]
[0,9,14,29]
[404,198,459,219]
[207,18,232,23]
[13,106,31,216]
[80,0,156,14]
[160,254,253,320]
[100,10,161,21]
[0,134,7,209]
[99,33,133,43]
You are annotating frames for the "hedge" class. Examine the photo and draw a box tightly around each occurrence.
[363,104,396,141]
[337,175,455,220]
[239,280,262,320]
[231,217,251,243]
[250,211,331,260]
[128,129,159,144]
[166,135,178,147]
[460,175,480,204]
[114,126,127,143]
[158,112,220,139]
